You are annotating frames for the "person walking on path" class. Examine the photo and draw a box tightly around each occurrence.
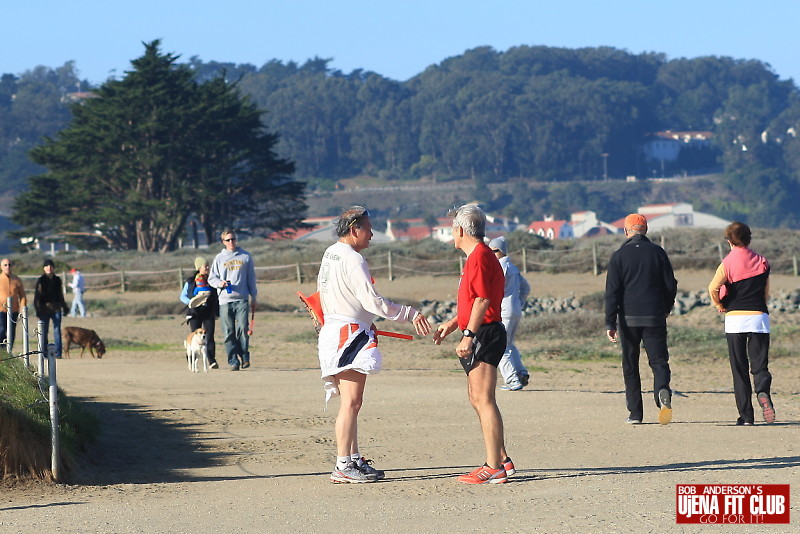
[69,268,86,318]
[34,258,68,358]
[604,214,677,425]
[0,258,27,353]
[708,222,775,426]
[208,230,257,371]
[433,204,514,484]
[180,256,219,369]
[318,206,431,483]
[488,236,531,391]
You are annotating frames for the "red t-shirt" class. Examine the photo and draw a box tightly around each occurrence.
[457,242,504,329]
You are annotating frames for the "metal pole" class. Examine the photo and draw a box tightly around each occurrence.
[22,306,29,368]
[592,243,598,276]
[794,256,798,277]
[387,251,393,281]
[5,297,10,354]
[48,342,60,483]
[37,319,45,381]
[522,248,527,274]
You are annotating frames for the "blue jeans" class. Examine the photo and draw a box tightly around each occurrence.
[0,311,19,353]
[40,311,63,357]
[70,289,86,317]
[219,300,250,367]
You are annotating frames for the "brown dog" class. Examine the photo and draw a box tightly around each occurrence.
[62,326,106,358]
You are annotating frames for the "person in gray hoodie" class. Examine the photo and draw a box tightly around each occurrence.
[208,230,258,371]
[488,236,531,391]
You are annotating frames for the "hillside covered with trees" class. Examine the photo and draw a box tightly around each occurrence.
[2,44,800,233]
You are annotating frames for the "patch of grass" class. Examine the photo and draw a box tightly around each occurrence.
[536,344,619,362]
[0,357,98,479]
[284,331,318,343]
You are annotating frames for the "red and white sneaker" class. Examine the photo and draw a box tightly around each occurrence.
[502,457,516,476]
[457,464,508,484]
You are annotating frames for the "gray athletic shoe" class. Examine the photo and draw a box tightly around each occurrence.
[625,417,642,425]
[330,462,376,483]
[356,458,385,480]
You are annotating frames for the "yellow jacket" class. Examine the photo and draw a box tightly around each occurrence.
[0,272,28,313]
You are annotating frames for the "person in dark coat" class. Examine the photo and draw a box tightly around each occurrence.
[604,214,678,425]
[179,256,219,369]
[34,258,69,357]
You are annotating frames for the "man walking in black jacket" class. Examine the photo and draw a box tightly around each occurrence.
[35,258,69,358]
[605,214,678,425]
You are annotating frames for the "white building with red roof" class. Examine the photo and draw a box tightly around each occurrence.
[527,216,574,240]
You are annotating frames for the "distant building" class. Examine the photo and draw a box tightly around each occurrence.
[385,218,444,241]
[610,202,730,232]
[431,210,520,243]
[527,215,574,240]
[60,91,98,104]
[642,130,713,163]
[268,216,390,243]
[569,211,618,238]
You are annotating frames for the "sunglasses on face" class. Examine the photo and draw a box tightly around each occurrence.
[223,237,237,242]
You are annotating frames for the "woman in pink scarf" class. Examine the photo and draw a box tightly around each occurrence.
[708,222,775,426]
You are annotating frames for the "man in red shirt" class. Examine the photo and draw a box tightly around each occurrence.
[433,204,514,484]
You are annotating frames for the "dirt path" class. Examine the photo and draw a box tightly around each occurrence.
[2,344,798,533]
[2,270,800,533]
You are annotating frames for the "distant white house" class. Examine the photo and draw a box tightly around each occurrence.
[610,203,730,232]
[431,206,521,243]
[642,131,713,162]
[569,211,618,238]
[527,215,574,240]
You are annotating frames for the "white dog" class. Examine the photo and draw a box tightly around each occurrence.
[184,328,208,373]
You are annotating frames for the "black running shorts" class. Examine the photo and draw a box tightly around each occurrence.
[473,322,506,368]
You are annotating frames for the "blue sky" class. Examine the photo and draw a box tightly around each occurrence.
[4,1,798,85]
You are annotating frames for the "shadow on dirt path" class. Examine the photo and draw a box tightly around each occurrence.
[67,398,225,486]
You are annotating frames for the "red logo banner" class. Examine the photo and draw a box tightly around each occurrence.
[676,484,790,524]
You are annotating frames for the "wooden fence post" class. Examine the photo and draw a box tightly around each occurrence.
[522,248,527,274]
[592,243,598,276]
[296,263,303,284]
[794,255,798,277]
[458,256,464,274]
[718,243,724,263]
[387,250,393,281]
[178,267,184,287]
[120,270,126,293]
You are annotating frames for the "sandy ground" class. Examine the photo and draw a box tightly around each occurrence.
[1,271,799,533]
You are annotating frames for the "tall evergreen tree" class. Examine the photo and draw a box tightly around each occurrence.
[12,41,304,251]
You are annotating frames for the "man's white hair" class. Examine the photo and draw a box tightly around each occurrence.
[450,204,486,238]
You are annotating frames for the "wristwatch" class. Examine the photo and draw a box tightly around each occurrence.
[462,329,476,338]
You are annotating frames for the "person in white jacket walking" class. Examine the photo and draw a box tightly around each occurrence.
[69,268,86,317]
[488,236,531,391]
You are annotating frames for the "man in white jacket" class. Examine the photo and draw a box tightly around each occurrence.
[318,206,430,483]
